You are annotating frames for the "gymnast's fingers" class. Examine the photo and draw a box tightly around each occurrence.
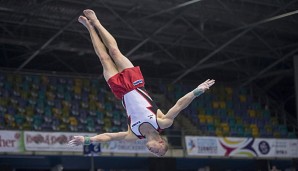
[208,81,215,86]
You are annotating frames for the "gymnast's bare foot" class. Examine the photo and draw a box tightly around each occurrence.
[78,16,92,29]
[83,9,100,23]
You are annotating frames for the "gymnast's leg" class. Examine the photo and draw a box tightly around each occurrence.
[83,9,134,72]
[78,15,118,81]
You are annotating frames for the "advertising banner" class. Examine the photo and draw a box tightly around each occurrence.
[24,131,95,152]
[185,136,298,158]
[0,130,23,152]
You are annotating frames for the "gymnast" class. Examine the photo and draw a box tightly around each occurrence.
[68,9,215,157]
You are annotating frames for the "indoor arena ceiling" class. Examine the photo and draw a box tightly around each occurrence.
[0,0,298,115]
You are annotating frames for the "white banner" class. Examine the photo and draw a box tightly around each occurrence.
[24,131,95,152]
[100,139,150,153]
[185,136,298,158]
[0,130,23,152]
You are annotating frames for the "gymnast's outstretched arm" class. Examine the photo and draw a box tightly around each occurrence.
[68,127,137,146]
[158,79,215,128]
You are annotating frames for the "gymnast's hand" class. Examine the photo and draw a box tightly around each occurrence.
[197,79,215,92]
[68,136,84,146]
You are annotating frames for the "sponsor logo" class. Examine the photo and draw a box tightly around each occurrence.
[132,121,141,127]
[197,139,217,154]
[101,140,147,152]
[258,141,270,155]
[187,139,196,152]
[0,135,17,148]
[148,114,153,119]
[26,134,69,144]
[276,150,287,155]
[133,79,143,86]
[273,141,287,148]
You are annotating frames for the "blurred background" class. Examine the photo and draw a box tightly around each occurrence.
[0,0,298,170]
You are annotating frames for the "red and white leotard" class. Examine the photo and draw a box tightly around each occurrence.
[107,66,162,139]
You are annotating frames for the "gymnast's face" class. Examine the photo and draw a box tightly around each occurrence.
[146,139,168,157]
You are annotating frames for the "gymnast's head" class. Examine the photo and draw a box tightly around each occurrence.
[146,136,168,157]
